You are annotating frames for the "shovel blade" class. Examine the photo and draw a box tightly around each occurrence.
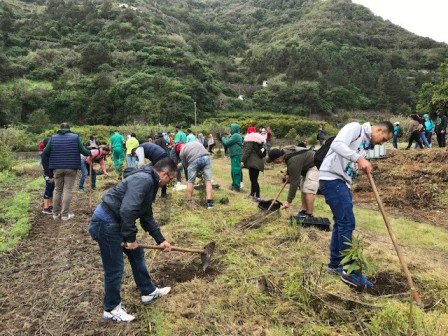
[200,241,216,271]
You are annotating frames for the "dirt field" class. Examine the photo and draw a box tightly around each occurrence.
[0,149,447,335]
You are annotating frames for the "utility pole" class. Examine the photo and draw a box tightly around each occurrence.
[194,101,197,126]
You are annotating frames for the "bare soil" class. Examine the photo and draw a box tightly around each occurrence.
[352,148,448,228]
[1,149,447,334]
[0,182,218,336]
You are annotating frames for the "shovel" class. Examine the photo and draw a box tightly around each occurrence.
[367,173,423,307]
[130,242,216,271]
[241,179,289,230]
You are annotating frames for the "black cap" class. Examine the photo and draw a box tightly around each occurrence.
[266,148,283,163]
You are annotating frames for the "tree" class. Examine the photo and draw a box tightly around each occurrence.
[27,109,51,133]
[80,42,112,73]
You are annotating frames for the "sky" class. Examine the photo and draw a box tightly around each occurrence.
[352,0,448,44]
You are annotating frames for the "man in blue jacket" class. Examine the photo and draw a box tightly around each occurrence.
[89,157,177,322]
[43,123,91,220]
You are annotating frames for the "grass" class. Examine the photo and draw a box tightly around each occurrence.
[0,192,32,252]
[131,155,448,335]
[0,162,42,252]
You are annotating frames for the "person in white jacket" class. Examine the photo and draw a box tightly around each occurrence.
[319,121,393,288]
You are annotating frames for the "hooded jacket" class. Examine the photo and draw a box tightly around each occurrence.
[100,165,165,244]
[241,132,265,171]
[221,124,243,157]
[319,122,370,185]
[282,146,315,203]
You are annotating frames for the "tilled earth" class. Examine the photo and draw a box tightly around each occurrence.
[0,181,212,336]
[1,149,447,335]
[352,148,448,228]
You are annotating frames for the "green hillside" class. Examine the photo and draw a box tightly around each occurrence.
[1,0,447,126]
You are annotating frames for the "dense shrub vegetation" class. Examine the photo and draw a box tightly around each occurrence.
[0,0,447,128]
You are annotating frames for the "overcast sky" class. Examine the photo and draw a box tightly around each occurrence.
[352,0,448,44]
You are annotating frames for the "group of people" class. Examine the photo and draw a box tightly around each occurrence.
[392,109,447,150]
[40,119,398,322]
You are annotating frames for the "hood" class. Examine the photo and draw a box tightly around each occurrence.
[230,123,240,134]
[244,132,264,143]
[123,164,156,180]
[57,129,71,135]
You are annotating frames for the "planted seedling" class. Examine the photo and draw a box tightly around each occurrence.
[340,235,375,275]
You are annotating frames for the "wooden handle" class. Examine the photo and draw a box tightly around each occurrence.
[89,162,93,212]
[267,178,289,212]
[137,244,203,254]
[367,173,423,307]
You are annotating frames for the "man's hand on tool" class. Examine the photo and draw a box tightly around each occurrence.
[159,240,171,252]
[123,241,139,250]
[357,157,372,175]
[281,201,290,209]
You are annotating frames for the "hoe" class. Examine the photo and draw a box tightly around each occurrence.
[124,241,216,271]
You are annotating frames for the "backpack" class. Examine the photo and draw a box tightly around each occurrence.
[313,136,336,169]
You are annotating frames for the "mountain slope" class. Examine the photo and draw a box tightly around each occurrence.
[0,0,447,126]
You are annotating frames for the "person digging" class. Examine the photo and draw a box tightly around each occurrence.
[174,142,214,209]
[266,147,319,219]
[88,157,177,322]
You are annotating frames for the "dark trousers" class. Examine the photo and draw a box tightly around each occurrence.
[436,131,446,147]
[406,131,423,149]
[248,168,260,198]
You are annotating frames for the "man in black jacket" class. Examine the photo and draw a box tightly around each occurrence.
[88,157,177,322]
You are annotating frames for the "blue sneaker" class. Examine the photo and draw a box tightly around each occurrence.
[341,271,373,287]
[327,266,343,275]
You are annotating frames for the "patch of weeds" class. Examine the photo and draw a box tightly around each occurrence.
[140,308,173,336]
[0,192,31,252]
[368,301,448,335]
[26,176,44,191]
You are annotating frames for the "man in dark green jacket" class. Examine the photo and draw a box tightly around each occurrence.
[220,124,243,191]
[435,109,447,147]
[267,146,318,218]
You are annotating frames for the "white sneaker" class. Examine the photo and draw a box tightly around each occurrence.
[61,213,75,221]
[103,303,135,322]
[141,287,171,305]
[52,214,61,220]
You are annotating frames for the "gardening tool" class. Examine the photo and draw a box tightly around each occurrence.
[89,161,93,213]
[367,173,423,307]
[241,179,289,230]
[266,178,289,212]
[124,241,216,271]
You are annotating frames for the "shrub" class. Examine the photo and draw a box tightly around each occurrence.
[0,140,15,171]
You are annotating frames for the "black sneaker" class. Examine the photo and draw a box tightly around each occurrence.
[42,208,52,215]
[206,201,214,209]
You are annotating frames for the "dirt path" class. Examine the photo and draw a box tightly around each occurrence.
[0,190,138,335]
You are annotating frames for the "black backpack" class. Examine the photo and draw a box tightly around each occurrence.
[313,136,336,169]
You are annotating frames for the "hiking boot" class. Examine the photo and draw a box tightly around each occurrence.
[61,213,75,221]
[78,188,85,193]
[206,200,214,209]
[103,303,135,322]
[42,208,52,215]
[341,271,373,287]
[327,266,343,275]
[141,287,171,305]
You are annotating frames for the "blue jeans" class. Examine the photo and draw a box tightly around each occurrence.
[79,160,96,189]
[187,155,212,183]
[319,179,355,269]
[89,205,156,311]
[127,154,137,168]
[392,135,398,149]
[415,131,430,148]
